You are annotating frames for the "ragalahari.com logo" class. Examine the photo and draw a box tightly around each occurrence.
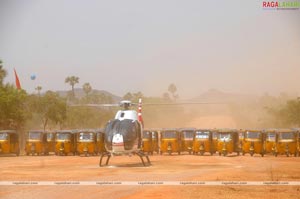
[262,0,300,10]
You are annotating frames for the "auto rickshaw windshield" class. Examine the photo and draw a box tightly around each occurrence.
[79,132,94,141]
[218,133,232,141]
[195,131,209,139]
[246,132,261,139]
[56,133,71,141]
[47,133,55,141]
[28,132,42,140]
[266,133,276,141]
[143,131,151,138]
[162,131,177,139]
[0,133,8,140]
[182,131,194,139]
[279,132,294,140]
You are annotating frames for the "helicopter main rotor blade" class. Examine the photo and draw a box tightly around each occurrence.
[69,104,120,107]
[142,102,226,106]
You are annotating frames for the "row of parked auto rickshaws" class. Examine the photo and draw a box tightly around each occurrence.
[1,128,300,157]
[0,129,106,156]
[142,128,300,157]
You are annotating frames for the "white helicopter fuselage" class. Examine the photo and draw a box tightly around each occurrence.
[109,110,143,155]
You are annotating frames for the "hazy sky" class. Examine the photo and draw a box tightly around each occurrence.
[0,0,299,98]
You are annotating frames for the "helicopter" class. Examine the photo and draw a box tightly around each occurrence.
[98,98,150,167]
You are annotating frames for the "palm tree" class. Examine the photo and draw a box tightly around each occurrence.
[0,59,7,86]
[65,76,79,99]
[82,83,92,97]
[35,86,42,96]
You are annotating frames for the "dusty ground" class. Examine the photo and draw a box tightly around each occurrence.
[0,154,300,199]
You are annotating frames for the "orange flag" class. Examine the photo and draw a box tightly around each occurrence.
[14,68,21,90]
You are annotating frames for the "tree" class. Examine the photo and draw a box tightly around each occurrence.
[35,86,42,96]
[266,99,300,127]
[0,59,7,86]
[82,83,92,97]
[168,83,179,101]
[65,76,79,99]
[28,91,66,130]
[0,84,28,129]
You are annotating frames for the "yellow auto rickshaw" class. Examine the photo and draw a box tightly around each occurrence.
[193,129,215,155]
[275,129,298,157]
[96,129,106,155]
[0,130,20,156]
[264,129,277,156]
[76,129,96,156]
[44,131,56,155]
[241,129,265,157]
[25,130,45,156]
[180,128,195,155]
[55,130,76,156]
[142,130,153,155]
[160,129,181,155]
[216,129,239,156]
[151,130,159,154]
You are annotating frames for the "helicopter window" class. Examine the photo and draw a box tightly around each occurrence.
[279,132,294,140]
[28,132,42,140]
[0,133,8,140]
[56,133,71,141]
[195,131,209,139]
[245,132,261,139]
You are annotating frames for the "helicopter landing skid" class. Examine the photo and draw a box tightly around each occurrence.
[99,151,151,167]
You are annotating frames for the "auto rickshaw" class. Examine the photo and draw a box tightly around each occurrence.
[76,129,96,156]
[44,131,56,155]
[142,130,153,155]
[160,129,181,155]
[95,129,106,155]
[0,130,20,156]
[193,129,214,155]
[275,129,298,157]
[151,130,159,154]
[55,130,76,156]
[180,128,195,155]
[25,130,46,156]
[241,129,265,157]
[264,129,277,156]
[216,129,239,156]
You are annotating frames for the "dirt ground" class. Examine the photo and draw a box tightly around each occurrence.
[0,154,300,199]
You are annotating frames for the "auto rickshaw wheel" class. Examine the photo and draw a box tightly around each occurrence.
[286,153,289,157]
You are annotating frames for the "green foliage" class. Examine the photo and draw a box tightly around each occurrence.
[167,83,179,101]
[64,106,113,129]
[28,91,66,130]
[267,99,300,127]
[0,59,7,86]
[123,92,143,102]
[0,84,28,129]
[65,76,79,100]
[82,82,92,97]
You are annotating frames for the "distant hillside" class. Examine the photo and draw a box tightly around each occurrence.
[56,88,122,102]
